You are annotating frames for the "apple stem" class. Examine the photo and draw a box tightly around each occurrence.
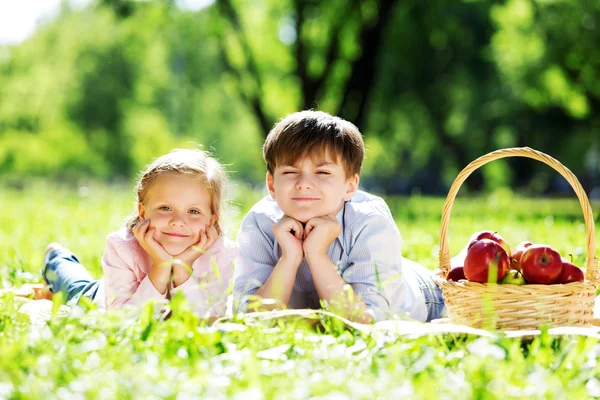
[541,249,548,264]
[569,253,573,263]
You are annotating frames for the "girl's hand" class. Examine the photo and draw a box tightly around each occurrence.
[172,226,219,287]
[177,225,219,266]
[134,219,174,294]
[133,219,172,266]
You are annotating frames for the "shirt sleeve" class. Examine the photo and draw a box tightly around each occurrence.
[343,214,410,322]
[232,212,277,313]
[170,238,237,317]
[102,234,168,309]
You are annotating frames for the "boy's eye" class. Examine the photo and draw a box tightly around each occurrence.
[316,171,331,175]
[282,171,297,175]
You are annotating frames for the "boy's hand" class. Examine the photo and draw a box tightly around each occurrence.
[273,215,305,264]
[133,219,172,267]
[172,226,219,286]
[303,215,341,260]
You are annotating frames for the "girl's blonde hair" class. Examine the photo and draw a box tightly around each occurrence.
[125,148,227,235]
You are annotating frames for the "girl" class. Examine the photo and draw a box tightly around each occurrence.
[38,148,237,317]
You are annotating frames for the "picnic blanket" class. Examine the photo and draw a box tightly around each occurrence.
[12,298,600,339]
[213,309,600,339]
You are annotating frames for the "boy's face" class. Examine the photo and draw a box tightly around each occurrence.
[266,152,359,223]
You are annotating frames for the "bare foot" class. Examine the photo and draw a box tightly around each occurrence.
[11,283,52,300]
[32,285,53,300]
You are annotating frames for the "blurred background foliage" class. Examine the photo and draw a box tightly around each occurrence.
[1,0,599,196]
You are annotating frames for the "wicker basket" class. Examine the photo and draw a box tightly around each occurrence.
[432,147,599,330]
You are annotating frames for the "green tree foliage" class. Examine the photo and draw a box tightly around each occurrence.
[0,1,264,183]
[215,0,600,193]
[214,0,399,134]
[0,0,599,194]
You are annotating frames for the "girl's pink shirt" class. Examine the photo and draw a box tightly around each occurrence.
[100,227,237,317]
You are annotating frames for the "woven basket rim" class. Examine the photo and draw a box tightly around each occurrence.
[435,147,599,329]
[437,146,599,285]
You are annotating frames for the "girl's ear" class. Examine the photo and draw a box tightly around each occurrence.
[342,174,359,201]
[266,171,276,198]
[138,203,146,220]
[208,214,218,227]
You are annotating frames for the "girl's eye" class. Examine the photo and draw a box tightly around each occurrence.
[159,206,171,211]
[189,209,201,215]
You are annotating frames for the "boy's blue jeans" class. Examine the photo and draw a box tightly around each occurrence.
[403,259,446,321]
[42,244,100,307]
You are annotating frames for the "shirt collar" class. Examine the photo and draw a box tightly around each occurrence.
[335,201,346,246]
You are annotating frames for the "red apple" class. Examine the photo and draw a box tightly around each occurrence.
[468,230,512,257]
[520,244,563,284]
[464,239,510,283]
[511,241,533,271]
[446,266,467,282]
[556,257,584,284]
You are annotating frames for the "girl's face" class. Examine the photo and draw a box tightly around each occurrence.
[138,172,216,256]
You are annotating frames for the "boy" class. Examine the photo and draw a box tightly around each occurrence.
[233,110,444,323]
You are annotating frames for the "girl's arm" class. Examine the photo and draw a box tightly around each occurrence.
[102,230,170,309]
[132,219,173,295]
[170,237,237,317]
[171,226,219,287]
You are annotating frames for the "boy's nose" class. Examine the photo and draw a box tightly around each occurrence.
[295,174,313,189]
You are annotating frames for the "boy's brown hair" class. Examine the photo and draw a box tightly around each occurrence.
[263,110,365,177]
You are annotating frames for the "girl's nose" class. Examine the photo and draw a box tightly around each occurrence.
[169,213,186,227]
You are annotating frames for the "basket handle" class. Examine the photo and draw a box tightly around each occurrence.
[438,147,598,284]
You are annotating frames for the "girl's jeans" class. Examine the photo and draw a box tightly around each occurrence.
[42,244,100,307]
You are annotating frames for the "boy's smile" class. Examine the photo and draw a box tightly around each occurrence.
[267,152,359,223]
[291,197,319,201]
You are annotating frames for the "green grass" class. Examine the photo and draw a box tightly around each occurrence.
[2,182,600,399]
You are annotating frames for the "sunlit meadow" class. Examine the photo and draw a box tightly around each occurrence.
[1,182,600,399]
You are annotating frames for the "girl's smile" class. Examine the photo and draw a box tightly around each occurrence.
[138,172,216,256]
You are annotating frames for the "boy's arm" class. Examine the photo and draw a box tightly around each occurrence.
[305,213,408,322]
[233,210,295,312]
[233,213,303,312]
[304,254,372,323]
[253,215,305,309]
[252,253,302,310]
[303,215,371,323]
[341,214,409,322]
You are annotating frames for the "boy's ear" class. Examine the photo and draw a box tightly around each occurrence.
[266,171,276,198]
[343,174,359,201]
[138,203,146,220]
